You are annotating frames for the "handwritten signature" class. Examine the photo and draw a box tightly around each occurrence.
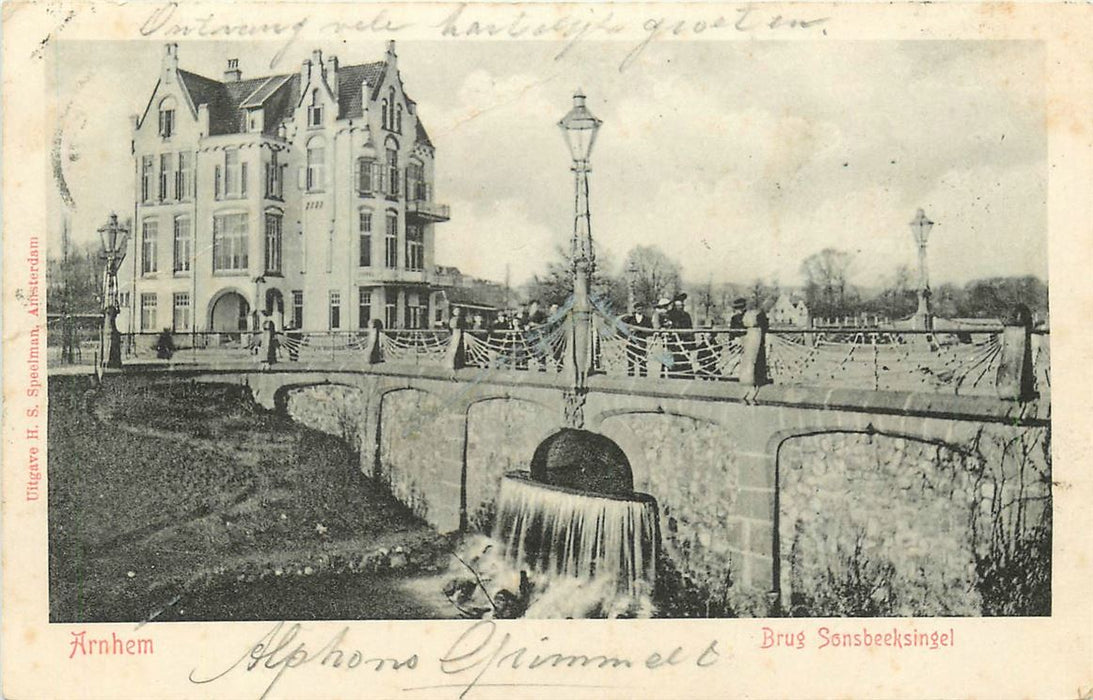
[188,620,722,699]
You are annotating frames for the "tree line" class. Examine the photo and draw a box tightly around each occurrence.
[47,239,1049,326]
[521,244,1049,326]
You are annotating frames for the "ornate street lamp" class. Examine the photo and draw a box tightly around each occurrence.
[909,208,935,330]
[627,258,638,312]
[558,90,602,386]
[98,212,130,368]
[559,90,602,270]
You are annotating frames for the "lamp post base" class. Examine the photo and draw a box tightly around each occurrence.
[104,308,123,369]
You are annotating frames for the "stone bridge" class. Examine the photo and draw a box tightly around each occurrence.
[127,347,1050,615]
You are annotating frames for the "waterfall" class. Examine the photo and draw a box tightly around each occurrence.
[493,471,659,596]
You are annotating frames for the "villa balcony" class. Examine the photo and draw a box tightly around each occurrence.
[406,183,451,223]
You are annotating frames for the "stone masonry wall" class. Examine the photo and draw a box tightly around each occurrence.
[266,371,1049,616]
[378,389,464,532]
[599,413,767,614]
[285,384,372,457]
[778,424,1050,616]
[464,398,558,532]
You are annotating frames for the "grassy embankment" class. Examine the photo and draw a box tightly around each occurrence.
[48,376,454,622]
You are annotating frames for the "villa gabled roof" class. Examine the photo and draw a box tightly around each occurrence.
[415,120,434,148]
[175,59,396,137]
[336,61,386,120]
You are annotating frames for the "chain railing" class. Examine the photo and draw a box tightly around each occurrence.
[462,317,568,374]
[593,316,746,381]
[45,312,1050,401]
[766,328,1005,396]
[379,329,452,364]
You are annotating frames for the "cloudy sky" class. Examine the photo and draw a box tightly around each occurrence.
[52,39,1046,289]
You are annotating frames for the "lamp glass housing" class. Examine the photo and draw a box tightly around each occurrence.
[558,91,602,163]
[910,208,934,247]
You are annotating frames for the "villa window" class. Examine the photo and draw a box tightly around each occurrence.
[329,291,341,330]
[224,148,240,197]
[291,290,303,329]
[406,163,425,201]
[384,300,397,330]
[159,153,173,201]
[176,151,193,200]
[356,157,377,195]
[358,288,372,329]
[359,211,373,267]
[264,212,282,274]
[406,224,424,271]
[308,89,323,127]
[265,151,283,199]
[212,212,249,272]
[141,156,154,203]
[140,293,158,331]
[306,137,325,192]
[158,97,176,138]
[172,216,191,273]
[141,219,158,274]
[385,213,398,268]
[386,147,399,198]
[172,292,191,331]
[406,292,425,329]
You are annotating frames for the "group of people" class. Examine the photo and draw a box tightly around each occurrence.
[448,301,565,371]
[447,301,562,334]
[619,294,749,379]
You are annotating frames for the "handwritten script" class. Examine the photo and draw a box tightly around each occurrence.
[135,2,829,72]
[189,620,723,699]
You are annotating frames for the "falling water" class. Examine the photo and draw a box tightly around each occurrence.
[493,471,659,596]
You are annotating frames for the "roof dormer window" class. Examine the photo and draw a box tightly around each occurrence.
[158,96,177,138]
[308,89,323,127]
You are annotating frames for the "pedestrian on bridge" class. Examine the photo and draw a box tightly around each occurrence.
[621,302,653,377]
[664,293,694,378]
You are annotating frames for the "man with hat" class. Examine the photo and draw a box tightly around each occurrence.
[621,301,654,376]
[664,293,693,377]
[728,297,747,340]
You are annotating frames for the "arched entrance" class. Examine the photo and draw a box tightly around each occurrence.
[209,291,250,332]
[265,288,285,330]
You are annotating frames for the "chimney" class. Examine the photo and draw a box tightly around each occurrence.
[163,43,178,82]
[301,58,312,85]
[328,55,339,95]
[386,40,397,65]
[224,58,242,82]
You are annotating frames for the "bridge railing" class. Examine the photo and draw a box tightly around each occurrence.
[767,328,999,396]
[48,313,1050,401]
[378,329,453,364]
[593,318,746,380]
[591,313,1049,400]
[461,321,568,374]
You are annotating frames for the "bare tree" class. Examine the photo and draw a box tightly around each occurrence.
[800,248,855,318]
[623,245,683,308]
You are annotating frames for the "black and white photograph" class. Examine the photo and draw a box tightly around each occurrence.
[4,2,1091,698]
[43,33,1052,623]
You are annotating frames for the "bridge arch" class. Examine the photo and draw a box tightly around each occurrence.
[274,379,364,414]
[770,427,986,616]
[374,386,465,531]
[462,395,563,532]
